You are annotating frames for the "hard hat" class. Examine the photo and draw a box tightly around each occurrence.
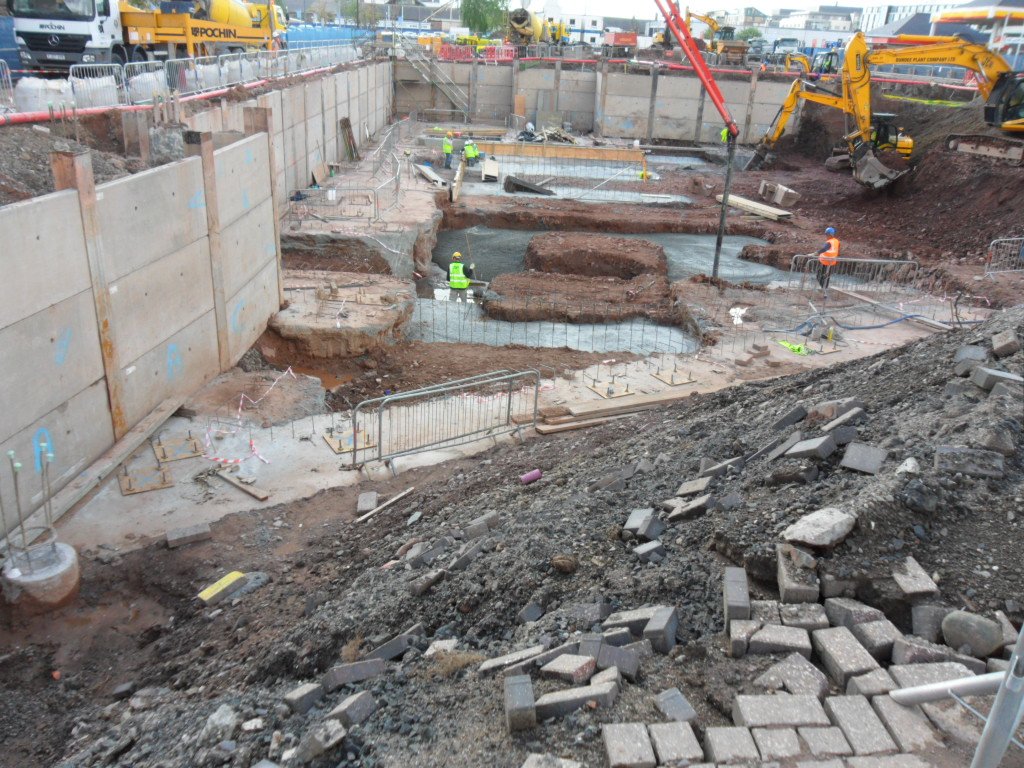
[452,251,462,260]
[446,131,453,137]
[825,227,836,236]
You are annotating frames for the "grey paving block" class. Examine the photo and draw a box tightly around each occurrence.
[782,507,857,549]
[655,687,697,722]
[911,605,953,643]
[699,456,744,478]
[777,544,820,603]
[326,690,376,727]
[892,557,939,599]
[773,404,808,431]
[604,606,662,634]
[991,380,1024,399]
[598,641,640,681]
[534,681,618,719]
[578,633,604,660]
[846,668,897,697]
[933,445,1005,478]
[592,666,622,689]
[356,491,378,513]
[891,635,950,665]
[824,598,885,629]
[676,476,712,496]
[602,723,656,768]
[822,407,866,432]
[643,606,678,654]
[970,366,1024,391]
[991,329,1021,357]
[520,755,582,768]
[366,633,416,661]
[850,620,902,662]
[666,493,716,522]
[786,435,837,460]
[647,722,702,763]
[840,443,888,474]
[732,694,830,728]
[832,425,859,445]
[747,435,784,463]
[507,641,579,676]
[748,624,812,659]
[753,727,801,760]
[633,540,665,563]
[166,522,212,548]
[953,344,988,364]
[284,682,324,714]
[812,627,880,686]
[751,600,782,623]
[888,661,974,689]
[781,602,830,631]
[754,652,829,698]
[798,726,853,758]
[635,515,665,542]
[824,695,898,756]
[845,756,935,768]
[704,726,759,764]
[541,654,596,685]
[478,645,546,675]
[723,566,751,627]
[768,430,804,461]
[730,619,760,658]
[321,659,386,692]
[871,694,941,752]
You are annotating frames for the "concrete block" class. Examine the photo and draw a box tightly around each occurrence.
[891,635,950,665]
[824,695,897,756]
[730,619,760,658]
[603,628,633,647]
[541,654,596,685]
[780,603,830,631]
[777,544,820,603]
[592,666,621,689]
[633,540,665,563]
[892,557,939,599]
[643,606,678,654]
[518,602,544,623]
[166,523,212,548]
[786,435,837,460]
[824,598,885,629]
[799,726,853,758]
[782,507,857,550]
[504,675,536,732]
[294,719,346,763]
[624,507,654,533]
[520,755,582,768]
[754,652,829,698]
[601,723,656,768]
[870,695,940,752]
[732,695,830,728]
[321,659,386,692]
[676,476,712,496]
[704,727,759,764]
[807,397,865,423]
[699,456,744,478]
[655,687,697,722]
[284,682,323,714]
[812,627,881,686]
[970,366,1023,391]
[821,573,858,599]
[507,642,580,677]
[534,681,618,719]
[408,569,444,596]
[840,443,888,475]
[991,329,1021,358]
[752,600,782,623]
[723,566,751,627]
[578,633,604,659]
[822,407,866,432]
[598,641,640,681]
[366,633,415,661]
[850,620,902,662]
[356,491,378,513]
[768,431,804,461]
[604,607,662,634]
[478,645,546,675]
[990,380,1024,399]
[953,358,984,377]
[753,728,801,760]
[773,404,807,431]
[747,435,785,462]
[911,605,953,643]
[748,624,812,659]
[326,691,376,727]
[845,756,934,768]
[424,639,458,658]
[666,493,716,522]
[953,345,988,364]
[847,668,897,697]
[832,426,859,445]
[647,722,702,763]
[448,541,484,571]
[635,515,665,542]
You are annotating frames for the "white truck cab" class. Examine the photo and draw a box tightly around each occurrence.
[8,0,126,72]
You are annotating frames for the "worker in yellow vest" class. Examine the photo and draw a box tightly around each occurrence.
[443,131,454,169]
[464,139,479,167]
[814,226,840,298]
[448,251,475,302]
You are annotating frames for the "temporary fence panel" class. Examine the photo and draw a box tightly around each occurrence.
[986,237,1024,276]
[287,186,380,222]
[68,63,128,108]
[0,60,13,113]
[789,255,920,298]
[124,60,169,104]
[482,46,516,63]
[438,44,475,62]
[349,370,540,467]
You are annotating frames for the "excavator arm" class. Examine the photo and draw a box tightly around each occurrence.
[866,36,1011,100]
[684,8,719,33]
[786,53,812,73]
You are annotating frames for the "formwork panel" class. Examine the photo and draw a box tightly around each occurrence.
[224,258,278,363]
[220,197,276,298]
[214,133,272,228]
[256,88,284,135]
[95,158,208,281]
[0,190,89,331]
[282,83,305,128]
[108,238,214,365]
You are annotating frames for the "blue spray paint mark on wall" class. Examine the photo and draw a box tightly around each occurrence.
[241,191,251,211]
[188,190,206,210]
[230,300,247,333]
[54,327,72,365]
[265,242,277,257]
[244,147,256,165]
[166,343,184,380]
[33,428,53,473]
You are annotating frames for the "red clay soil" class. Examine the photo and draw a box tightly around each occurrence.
[281,234,393,274]
[525,232,668,278]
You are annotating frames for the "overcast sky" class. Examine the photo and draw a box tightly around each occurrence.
[531,0,872,21]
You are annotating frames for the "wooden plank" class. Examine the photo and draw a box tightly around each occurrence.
[568,388,695,418]
[513,94,527,117]
[715,193,793,221]
[832,288,952,331]
[475,141,645,163]
[357,486,415,523]
[535,415,632,434]
[216,470,270,501]
[2,397,185,548]
[414,164,447,187]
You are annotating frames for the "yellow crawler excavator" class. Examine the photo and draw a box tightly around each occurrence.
[747,32,1024,188]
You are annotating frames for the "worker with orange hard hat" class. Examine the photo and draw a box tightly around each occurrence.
[443,131,454,169]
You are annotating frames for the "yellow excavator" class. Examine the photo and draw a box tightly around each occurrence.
[747,32,1024,188]
[657,9,747,64]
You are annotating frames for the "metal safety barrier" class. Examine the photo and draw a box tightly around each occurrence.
[789,255,920,298]
[438,44,475,62]
[348,369,540,468]
[68,63,128,108]
[124,60,169,104]
[482,46,517,63]
[0,60,13,114]
[985,237,1024,276]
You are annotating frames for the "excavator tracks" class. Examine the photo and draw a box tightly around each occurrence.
[946,134,1024,166]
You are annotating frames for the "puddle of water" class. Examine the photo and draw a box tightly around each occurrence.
[432,227,779,284]
[289,365,355,390]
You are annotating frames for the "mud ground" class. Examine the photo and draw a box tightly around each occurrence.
[525,233,669,279]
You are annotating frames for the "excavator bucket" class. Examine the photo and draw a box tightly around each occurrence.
[850,143,909,190]
[744,143,770,171]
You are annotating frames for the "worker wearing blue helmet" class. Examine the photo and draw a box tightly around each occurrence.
[813,226,840,298]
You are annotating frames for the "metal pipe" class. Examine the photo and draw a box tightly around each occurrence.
[972,631,1024,768]
[889,671,1005,705]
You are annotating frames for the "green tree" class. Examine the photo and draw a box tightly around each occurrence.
[460,0,507,36]
[737,26,761,41]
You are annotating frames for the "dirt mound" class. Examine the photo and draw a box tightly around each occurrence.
[281,234,392,274]
[524,232,668,279]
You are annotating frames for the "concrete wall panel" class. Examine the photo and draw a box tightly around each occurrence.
[0,191,90,331]
[224,258,278,363]
[96,159,209,281]
[283,83,304,128]
[256,89,284,135]
[214,133,272,228]
[109,238,214,365]
[220,197,276,299]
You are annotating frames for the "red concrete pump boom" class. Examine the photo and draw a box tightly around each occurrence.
[652,0,740,138]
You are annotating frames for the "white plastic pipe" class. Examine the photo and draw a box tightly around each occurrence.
[889,671,1005,705]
